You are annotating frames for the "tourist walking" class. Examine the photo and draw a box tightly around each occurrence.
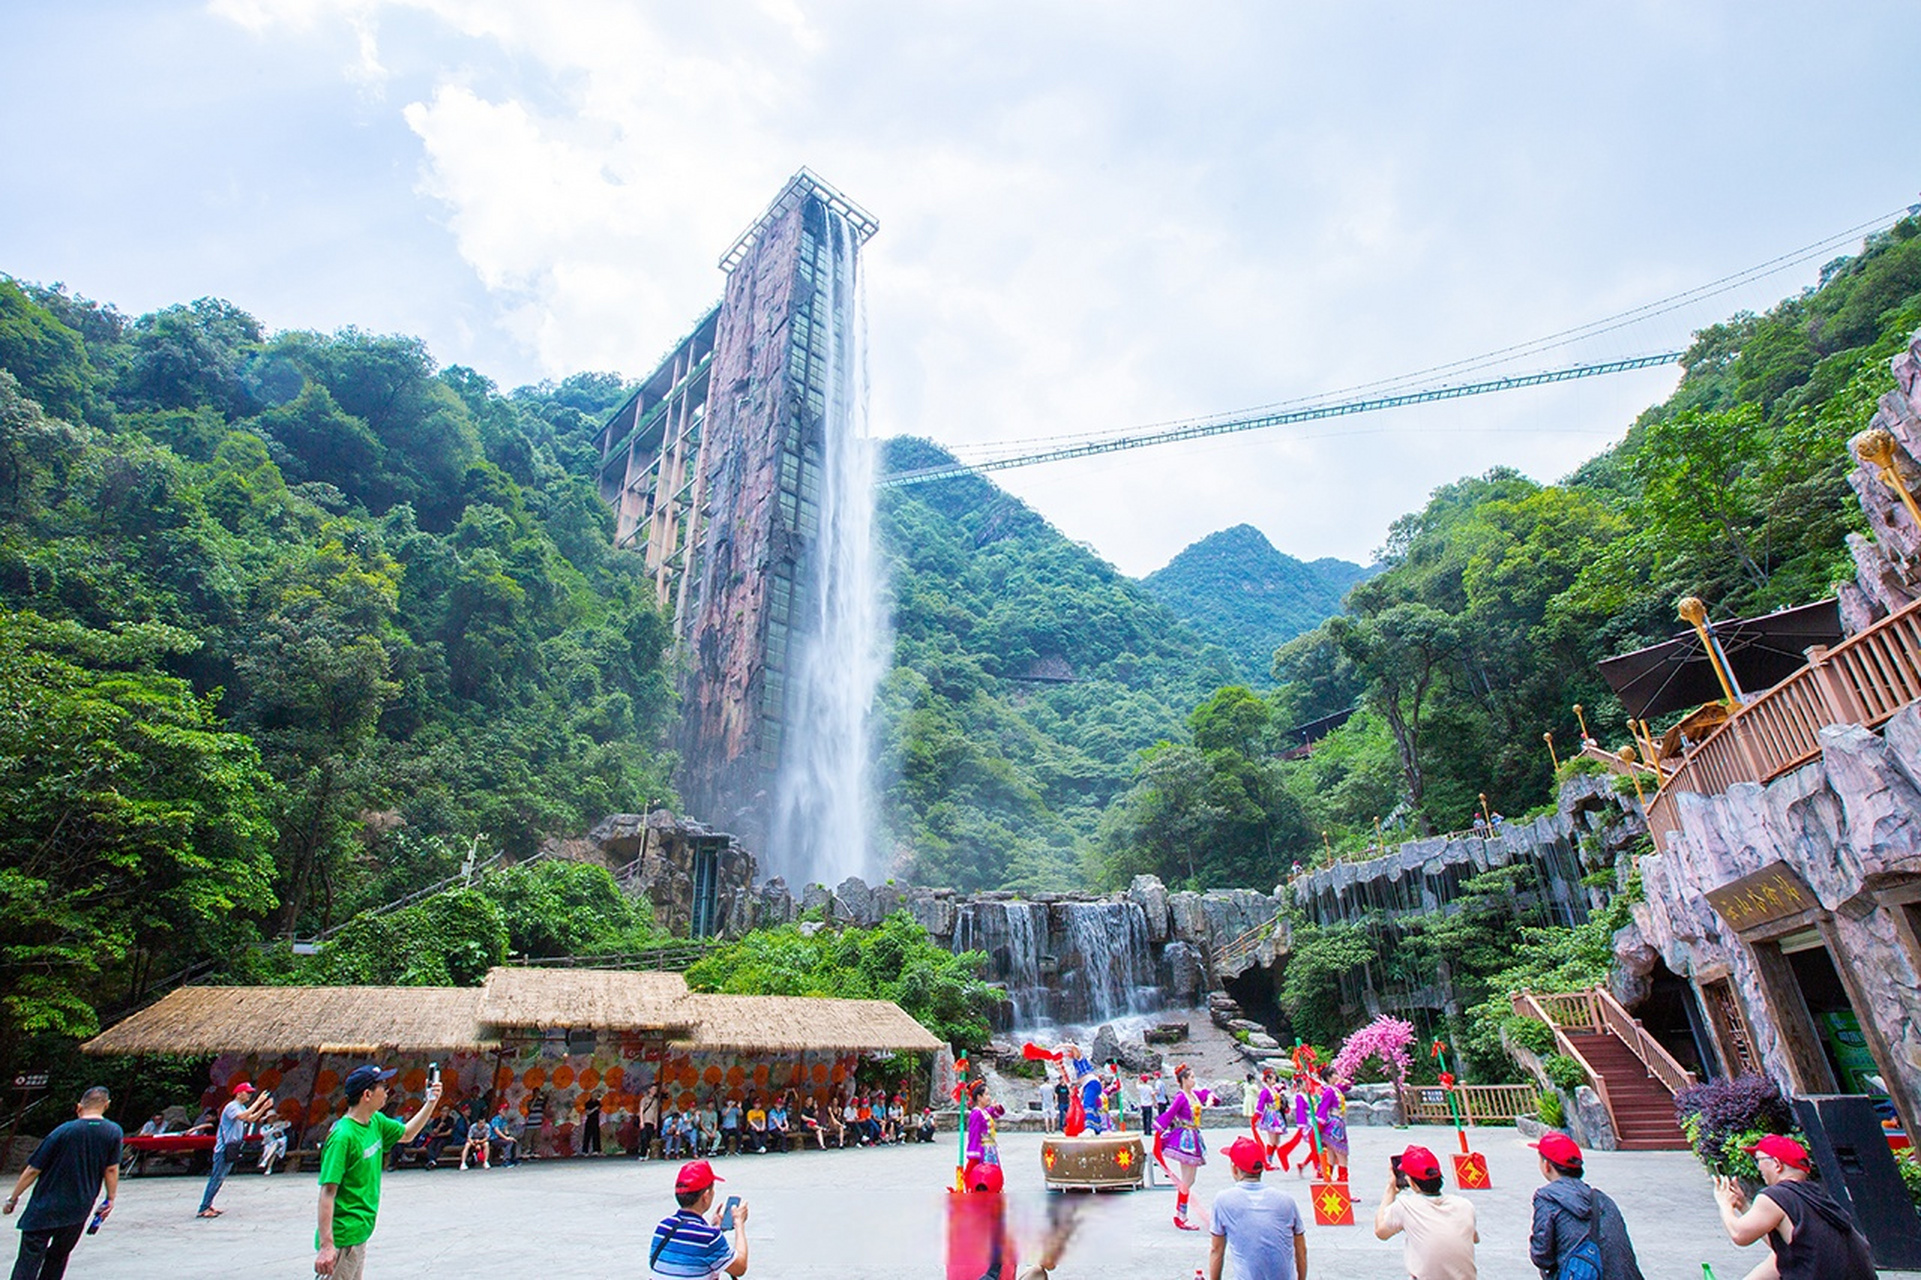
[638,1085,662,1160]
[197,1080,275,1218]
[1713,1134,1875,1280]
[1374,1144,1478,1280]
[314,1064,442,1277]
[1208,1136,1306,1280]
[580,1094,603,1156]
[963,1080,1005,1193]
[1527,1133,1646,1280]
[1136,1073,1158,1134]
[4,1085,121,1280]
[1153,1063,1218,1231]
[650,1160,748,1279]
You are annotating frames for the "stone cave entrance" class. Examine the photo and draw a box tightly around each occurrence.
[1223,963,1284,1039]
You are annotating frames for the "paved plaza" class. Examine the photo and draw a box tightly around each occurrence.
[49,1123,1911,1279]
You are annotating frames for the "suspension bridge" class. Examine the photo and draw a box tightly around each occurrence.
[876,201,1920,489]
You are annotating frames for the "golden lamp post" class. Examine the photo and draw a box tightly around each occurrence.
[1617,745,1648,806]
[1852,427,1921,530]
[1573,703,1591,746]
[1543,730,1559,772]
[1678,595,1743,707]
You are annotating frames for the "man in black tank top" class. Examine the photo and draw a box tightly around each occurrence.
[1713,1134,1876,1280]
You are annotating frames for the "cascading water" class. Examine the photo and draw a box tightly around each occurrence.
[951,898,1162,1028]
[768,207,884,889]
[953,901,1048,1026]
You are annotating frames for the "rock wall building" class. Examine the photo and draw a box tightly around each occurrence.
[592,171,879,852]
[1630,326,1921,1139]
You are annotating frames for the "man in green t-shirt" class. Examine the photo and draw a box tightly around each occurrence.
[315,1063,442,1278]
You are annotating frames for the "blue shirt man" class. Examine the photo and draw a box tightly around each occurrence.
[651,1160,749,1280]
[1210,1137,1307,1280]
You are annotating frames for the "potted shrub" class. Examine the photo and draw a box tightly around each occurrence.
[1673,1074,1801,1192]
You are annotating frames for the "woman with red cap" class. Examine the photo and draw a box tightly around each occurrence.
[1713,1134,1874,1280]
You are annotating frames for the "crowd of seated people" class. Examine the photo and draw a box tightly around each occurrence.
[648,1089,937,1157]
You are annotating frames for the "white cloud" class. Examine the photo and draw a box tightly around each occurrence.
[197,0,1909,571]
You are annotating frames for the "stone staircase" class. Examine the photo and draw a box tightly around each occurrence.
[1559,1029,1690,1150]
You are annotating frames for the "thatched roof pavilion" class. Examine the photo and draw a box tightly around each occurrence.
[476,967,695,1032]
[83,968,940,1058]
[81,985,491,1056]
[671,994,943,1054]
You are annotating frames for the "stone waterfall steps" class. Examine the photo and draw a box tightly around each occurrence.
[1560,1030,1689,1151]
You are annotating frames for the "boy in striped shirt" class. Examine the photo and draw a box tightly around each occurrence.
[650,1160,749,1279]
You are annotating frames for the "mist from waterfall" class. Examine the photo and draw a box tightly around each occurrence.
[768,208,884,889]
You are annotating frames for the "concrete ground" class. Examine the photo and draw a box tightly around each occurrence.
[45,1123,1917,1279]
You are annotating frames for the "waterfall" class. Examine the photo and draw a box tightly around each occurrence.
[768,207,884,889]
[951,898,1161,1028]
[953,901,1048,1026]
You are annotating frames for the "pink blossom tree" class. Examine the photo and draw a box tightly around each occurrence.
[1329,1015,1416,1089]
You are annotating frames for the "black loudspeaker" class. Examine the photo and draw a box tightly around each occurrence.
[1791,1094,1921,1270]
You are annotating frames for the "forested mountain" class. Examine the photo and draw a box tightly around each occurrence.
[1101,213,1921,889]
[1142,524,1370,682]
[874,437,1236,891]
[0,279,680,1054]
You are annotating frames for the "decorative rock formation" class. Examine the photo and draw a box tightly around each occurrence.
[586,809,757,939]
[1634,706,1921,1133]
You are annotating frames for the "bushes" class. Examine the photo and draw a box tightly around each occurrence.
[1537,1092,1566,1128]
[1674,1074,1798,1178]
[1540,1054,1589,1092]
[1508,1018,1556,1056]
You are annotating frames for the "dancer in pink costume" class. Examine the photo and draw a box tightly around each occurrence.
[1151,1063,1218,1231]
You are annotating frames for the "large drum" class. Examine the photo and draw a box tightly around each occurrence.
[1040,1132,1146,1191]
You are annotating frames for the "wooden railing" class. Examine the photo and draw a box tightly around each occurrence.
[1511,987,1697,1140]
[1398,1082,1540,1126]
[1645,595,1921,851]
[1594,986,1697,1096]
[1513,991,1615,1134]
[1215,911,1283,972]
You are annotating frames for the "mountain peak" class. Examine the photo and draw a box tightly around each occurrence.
[1142,527,1369,682]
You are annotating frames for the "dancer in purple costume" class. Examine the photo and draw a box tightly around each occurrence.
[1252,1067,1290,1171]
[1152,1064,1217,1231]
[962,1080,1005,1193]
[1314,1076,1349,1182]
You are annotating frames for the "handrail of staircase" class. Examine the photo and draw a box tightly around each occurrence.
[1592,986,1697,1095]
[1215,910,1283,971]
[1512,991,1618,1139]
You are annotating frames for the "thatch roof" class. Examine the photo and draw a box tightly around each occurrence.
[82,986,491,1056]
[671,994,943,1053]
[85,971,940,1058]
[476,967,694,1031]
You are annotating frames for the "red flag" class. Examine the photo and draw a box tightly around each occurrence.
[1021,1043,1062,1062]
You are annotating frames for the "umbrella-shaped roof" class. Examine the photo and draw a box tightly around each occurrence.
[1597,598,1843,721]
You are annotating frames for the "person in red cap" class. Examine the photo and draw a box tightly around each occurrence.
[1374,1143,1478,1280]
[1207,1136,1306,1280]
[196,1079,274,1218]
[1713,1134,1874,1280]
[1527,1132,1645,1280]
[649,1159,749,1279]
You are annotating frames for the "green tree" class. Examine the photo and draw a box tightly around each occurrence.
[0,611,276,1072]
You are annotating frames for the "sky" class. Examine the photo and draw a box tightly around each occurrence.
[2,2,1914,574]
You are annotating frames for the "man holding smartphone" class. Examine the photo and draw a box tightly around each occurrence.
[650,1160,749,1279]
[1373,1145,1477,1280]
